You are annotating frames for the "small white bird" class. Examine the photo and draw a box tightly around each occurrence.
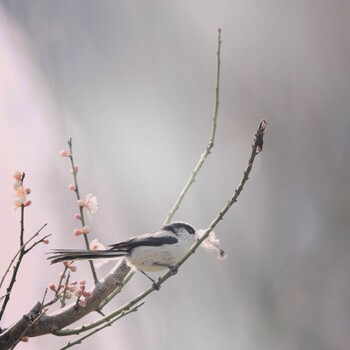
[49,222,198,283]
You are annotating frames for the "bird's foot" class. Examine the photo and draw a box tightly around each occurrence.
[152,277,161,291]
[169,266,178,275]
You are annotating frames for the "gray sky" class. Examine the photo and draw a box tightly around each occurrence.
[1,1,350,349]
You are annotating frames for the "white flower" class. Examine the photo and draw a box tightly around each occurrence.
[78,194,98,214]
[85,194,98,213]
[82,226,92,234]
[90,238,105,251]
[90,239,107,268]
[196,229,227,260]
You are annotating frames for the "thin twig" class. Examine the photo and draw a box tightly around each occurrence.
[0,203,48,321]
[54,265,70,298]
[24,234,51,253]
[0,223,47,291]
[19,172,25,247]
[42,294,61,309]
[164,28,222,225]
[60,272,71,308]
[97,270,134,310]
[169,119,268,270]
[54,286,151,336]
[0,292,10,303]
[58,303,144,350]
[67,138,98,284]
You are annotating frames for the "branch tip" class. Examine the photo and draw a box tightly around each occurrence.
[254,119,267,154]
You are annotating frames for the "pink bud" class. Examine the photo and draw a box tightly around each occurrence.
[13,171,22,180]
[69,265,77,272]
[83,290,92,298]
[49,284,56,292]
[25,188,31,195]
[74,213,81,220]
[79,280,86,285]
[68,285,77,292]
[24,200,32,207]
[60,150,71,157]
[77,199,85,207]
[21,336,29,343]
[43,239,49,244]
[73,229,83,236]
[68,184,76,191]
[71,164,79,174]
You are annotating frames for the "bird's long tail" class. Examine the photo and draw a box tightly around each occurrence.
[48,249,128,264]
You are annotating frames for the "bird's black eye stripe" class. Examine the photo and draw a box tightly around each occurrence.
[163,222,196,235]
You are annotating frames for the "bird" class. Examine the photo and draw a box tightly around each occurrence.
[48,222,197,284]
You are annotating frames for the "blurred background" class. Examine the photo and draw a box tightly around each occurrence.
[0,1,349,349]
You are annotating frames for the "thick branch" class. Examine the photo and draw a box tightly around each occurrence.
[0,261,131,350]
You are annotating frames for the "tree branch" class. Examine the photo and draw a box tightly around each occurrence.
[67,139,98,284]
[0,212,48,321]
[49,119,267,339]
[57,302,144,350]
[0,261,131,349]
[164,28,222,225]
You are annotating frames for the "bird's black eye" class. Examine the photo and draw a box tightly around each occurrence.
[163,222,196,235]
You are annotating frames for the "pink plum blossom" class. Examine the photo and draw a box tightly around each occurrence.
[73,229,83,236]
[60,150,71,157]
[68,184,76,191]
[12,171,22,181]
[77,194,98,214]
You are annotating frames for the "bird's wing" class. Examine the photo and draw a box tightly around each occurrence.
[108,234,178,251]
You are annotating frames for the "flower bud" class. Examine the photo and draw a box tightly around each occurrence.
[69,265,77,272]
[68,184,76,191]
[68,285,77,292]
[25,188,31,195]
[49,284,56,292]
[75,213,81,220]
[71,164,79,174]
[13,171,22,180]
[83,290,92,298]
[43,239,49,244]
[24,200,32,207]
[82,225,91,234]
[60,150,71,157]
[77,199,85,207]
[73,229,83,236]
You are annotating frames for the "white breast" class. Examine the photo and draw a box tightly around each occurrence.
[127,231,196,272]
